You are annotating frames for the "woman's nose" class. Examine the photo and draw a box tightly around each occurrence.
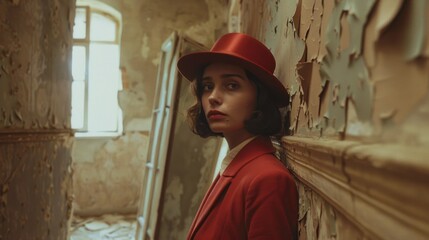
[208,88,222,105]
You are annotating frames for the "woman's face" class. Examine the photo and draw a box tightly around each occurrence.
[201,62,257,138]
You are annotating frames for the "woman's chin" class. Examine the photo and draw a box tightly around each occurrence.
[209,128,224,134]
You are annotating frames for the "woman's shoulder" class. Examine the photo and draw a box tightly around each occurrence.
[241,153,293,179]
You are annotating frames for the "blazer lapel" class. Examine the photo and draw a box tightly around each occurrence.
[188,175,232,239]
[188,136,275,239]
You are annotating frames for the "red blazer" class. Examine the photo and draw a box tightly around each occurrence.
[187,137,298,240]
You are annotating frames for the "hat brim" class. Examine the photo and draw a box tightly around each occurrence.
[177,52,289,107]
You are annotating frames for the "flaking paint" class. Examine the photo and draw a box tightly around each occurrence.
[0,0,75,239]
[236,0,429,238]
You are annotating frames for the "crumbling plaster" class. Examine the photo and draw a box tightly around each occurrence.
[297,184,366,240]
[237,0,429,239]
[1,135,73,240]
[72,0,229,216]
[0,0,75,239]
[72,133,149,216]
[240,0,429,141]
[0,0,73,129]
[116,0,228,124]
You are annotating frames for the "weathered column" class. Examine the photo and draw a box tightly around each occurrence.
[0,0,75,239]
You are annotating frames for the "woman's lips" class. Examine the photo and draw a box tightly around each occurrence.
[207,110,226,120]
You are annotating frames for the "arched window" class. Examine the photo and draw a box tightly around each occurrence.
[71,1,123,136]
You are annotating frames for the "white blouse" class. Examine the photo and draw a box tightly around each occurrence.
[219,136,257,176]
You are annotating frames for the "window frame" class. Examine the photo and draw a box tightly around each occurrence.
[72,3,123,138]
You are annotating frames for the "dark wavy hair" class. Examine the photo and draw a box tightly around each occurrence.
[186,69,289,138]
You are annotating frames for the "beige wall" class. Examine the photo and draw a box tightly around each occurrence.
[0,0,75,239]
[72,0,229,216]
[236,0,429,239]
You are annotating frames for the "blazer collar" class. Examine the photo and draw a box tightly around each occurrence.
[222,136,275,177]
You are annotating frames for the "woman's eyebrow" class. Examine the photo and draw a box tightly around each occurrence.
[221,73,245,79]
[201,76,212,82]
[202,73,245,81]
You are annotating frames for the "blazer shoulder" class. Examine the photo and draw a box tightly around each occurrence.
[242,153,293,179]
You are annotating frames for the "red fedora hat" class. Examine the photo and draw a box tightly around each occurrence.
[177,33,289,107]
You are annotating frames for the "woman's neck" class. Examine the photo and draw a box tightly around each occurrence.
[224,131,256,149]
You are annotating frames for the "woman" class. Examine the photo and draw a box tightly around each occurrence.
[177,33,298,240]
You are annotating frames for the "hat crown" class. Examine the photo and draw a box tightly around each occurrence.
[210,33,276,74]
[176,32,289,106]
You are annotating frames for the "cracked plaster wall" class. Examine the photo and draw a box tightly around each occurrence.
[236,0,429,239]
[0,0,75,239]
[156,49,225,239]
[72,0,229,216]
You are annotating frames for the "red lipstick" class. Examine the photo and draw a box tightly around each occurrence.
[207,110,226,120]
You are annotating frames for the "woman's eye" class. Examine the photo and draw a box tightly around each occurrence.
[202,83,213,91]
[226,82,239,90]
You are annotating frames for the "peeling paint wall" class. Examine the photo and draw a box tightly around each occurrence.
[240,0,429,139]
[297,184,366,239]
[72,0,229,216]
[0,0,75,239]
[236,0,429,239]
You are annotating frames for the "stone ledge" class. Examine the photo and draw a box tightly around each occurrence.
[283,136,429,240]
[0,130,72,142]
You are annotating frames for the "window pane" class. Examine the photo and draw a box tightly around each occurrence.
[73,8,87,39]
[88,43,120,131]
[72,46,86,81]
[90,12,117,42]
[71,81,85,129]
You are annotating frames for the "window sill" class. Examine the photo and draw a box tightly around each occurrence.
[74,131,123,139]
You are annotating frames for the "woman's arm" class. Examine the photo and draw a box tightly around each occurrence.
[245,170,298,240]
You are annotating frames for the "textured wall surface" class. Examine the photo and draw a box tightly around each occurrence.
[72,0,228,216]
[0,0,73,129]
[0,0,75,239]
[239,0,429,139]
[297,184,366,240]
[236,0,429,239]
[0,135,73,240]
[72,133,149,216]
[155,40,223,238]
